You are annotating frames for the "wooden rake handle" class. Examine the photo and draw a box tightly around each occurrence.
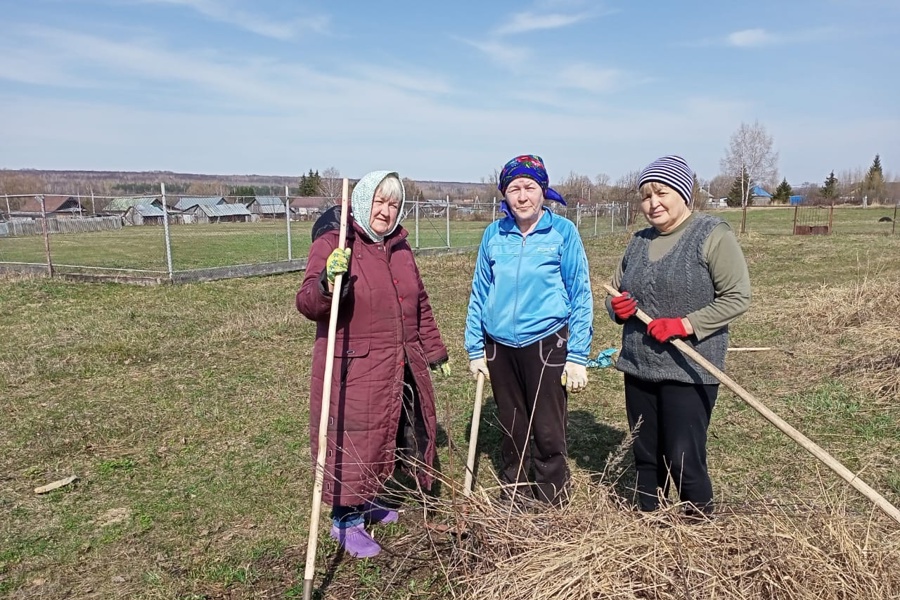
[463,372,486,497]
[603,283,900,526]
[303,180,351,600]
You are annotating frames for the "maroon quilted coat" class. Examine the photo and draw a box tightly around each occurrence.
[296,219,448,507]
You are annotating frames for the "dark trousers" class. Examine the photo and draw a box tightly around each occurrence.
[396,365,427,467]
[486,328,569,505]
[624,374,718,513]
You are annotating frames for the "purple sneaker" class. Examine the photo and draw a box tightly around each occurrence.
[330,523,381,558]
[363,501,399,525]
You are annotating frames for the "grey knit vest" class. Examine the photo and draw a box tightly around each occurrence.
[617,213,727,385]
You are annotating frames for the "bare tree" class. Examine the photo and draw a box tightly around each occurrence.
[186,181,221,196]
[611,170,641,225]
[318,167,342,201]
[556,171,593,202]
[594,173,611,201]
[480,169,500,207]
[401,178,425,203]
[720,121,778,233]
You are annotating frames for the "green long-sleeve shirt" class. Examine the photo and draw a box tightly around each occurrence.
[606,213,751,341]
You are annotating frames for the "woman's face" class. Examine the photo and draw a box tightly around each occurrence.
[504,177,544,229]
[640,183,690,232]
[370,191,400,236]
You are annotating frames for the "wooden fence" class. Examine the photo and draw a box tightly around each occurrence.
[0,216,122,237]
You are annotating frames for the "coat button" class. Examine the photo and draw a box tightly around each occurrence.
[393,279,398,284]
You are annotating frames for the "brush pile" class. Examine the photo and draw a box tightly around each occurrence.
[417,474,900,600]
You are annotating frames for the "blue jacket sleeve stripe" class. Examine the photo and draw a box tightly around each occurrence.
[464,226,494,359]
[561,223,593,363]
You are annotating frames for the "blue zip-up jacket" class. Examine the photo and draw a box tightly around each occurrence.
[464,207,593,365]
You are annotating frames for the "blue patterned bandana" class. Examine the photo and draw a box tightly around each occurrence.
[498,154,566,206]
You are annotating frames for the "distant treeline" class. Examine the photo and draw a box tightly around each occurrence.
[0,169,489,201]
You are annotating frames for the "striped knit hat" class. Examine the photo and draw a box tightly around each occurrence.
[638,155,694,205]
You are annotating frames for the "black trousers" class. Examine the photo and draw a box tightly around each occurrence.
[397,365,428,468]
[624,374,718,513]
[486,328,569,505]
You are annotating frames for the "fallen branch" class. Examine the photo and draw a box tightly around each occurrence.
[34,475,77,494]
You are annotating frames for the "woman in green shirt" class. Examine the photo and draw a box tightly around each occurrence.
[607,155,751,517]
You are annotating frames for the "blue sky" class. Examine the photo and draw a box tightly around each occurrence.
[1,0,897,186]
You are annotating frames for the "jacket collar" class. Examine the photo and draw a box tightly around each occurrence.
[498,206,555,237]
[351,220,408,247]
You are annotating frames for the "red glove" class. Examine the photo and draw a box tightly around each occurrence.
[610,291,638,321]
[647,318,689,343]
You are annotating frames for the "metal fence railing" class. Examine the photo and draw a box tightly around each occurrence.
[0,190,637,283]
[1,190,896,284]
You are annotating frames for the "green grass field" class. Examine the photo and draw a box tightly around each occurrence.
[1,206,894,274]
[1,212,899,598]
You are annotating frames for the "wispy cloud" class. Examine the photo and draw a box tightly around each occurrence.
[494,11,590,35]
[726,27,835,48]
[346,65,452,95]
[555,64,631,94]
[457,38,532,71]
[137,0,329,40]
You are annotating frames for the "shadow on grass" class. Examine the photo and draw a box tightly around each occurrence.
[457,397,637,505]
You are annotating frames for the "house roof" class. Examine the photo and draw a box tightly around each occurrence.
[290,196,331,209]
[257,205,287,215]
[105,197,159,212]
[191,203,251,217]
[17,195,82,213]
[751,185,772,198]
[127,204,165,218]
[175,196,226,211]
[250,196,284,206]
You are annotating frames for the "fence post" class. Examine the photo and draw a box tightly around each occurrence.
[38,195,54,277]
[893,203,897,236]
[160,183,174,280]
[446,195,451,248]
[792,204,798,235]
[828,203,834,235]
[415,200,420,249]
[4,194,9,219]
[285,185,292,261]
[492,196,496,222]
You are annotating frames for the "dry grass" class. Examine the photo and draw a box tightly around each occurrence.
[778,275,900,404]
[3,231,900,599]
[413,473,900,600]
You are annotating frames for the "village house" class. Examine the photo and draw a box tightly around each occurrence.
[9,195,84,219]
[245,196,287,218]
[123,203,167,226]
[289,196,330,221]
[186,203,252,224]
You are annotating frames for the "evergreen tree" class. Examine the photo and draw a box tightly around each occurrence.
[298,169,322,196]
[820,171,838,199]
[726,169,750,208]
[863,154,885,203]
[772,178,792,203]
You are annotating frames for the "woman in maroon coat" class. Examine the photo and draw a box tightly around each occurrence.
[296,170,449,558]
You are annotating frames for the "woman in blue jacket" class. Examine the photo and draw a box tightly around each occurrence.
[464,154,593,507]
